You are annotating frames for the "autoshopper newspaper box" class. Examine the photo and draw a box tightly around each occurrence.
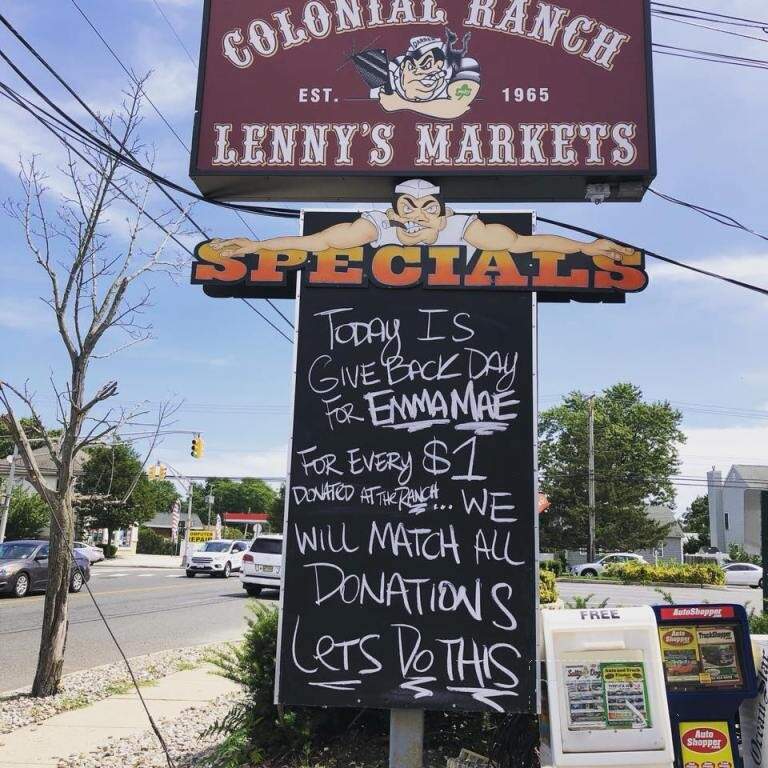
[541,605,674,768]
[653,604,757,768]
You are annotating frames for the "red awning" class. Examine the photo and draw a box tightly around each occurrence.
[224,512,268,523]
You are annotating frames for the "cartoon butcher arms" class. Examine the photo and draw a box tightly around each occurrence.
[209,180,633,262]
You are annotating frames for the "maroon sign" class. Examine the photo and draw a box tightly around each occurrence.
[191,0,655,202]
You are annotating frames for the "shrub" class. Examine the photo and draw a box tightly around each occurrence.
[207,603,367,766]
[540,559,564,577]
[136,527,176,556]
[604,561,724,586]
[219,525,249,540]
[729,544,761,566]
[207,604,537,766]
[102,543,118,559]
[540,569,558,604]
[750,611,768,635]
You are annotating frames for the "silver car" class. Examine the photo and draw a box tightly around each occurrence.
[0,540,90,598]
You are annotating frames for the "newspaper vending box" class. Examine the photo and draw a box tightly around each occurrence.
[653,604,757,768]
[542,606,674,768]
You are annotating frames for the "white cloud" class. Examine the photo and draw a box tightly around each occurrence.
[650,254,768,286]
[0,296,52,331]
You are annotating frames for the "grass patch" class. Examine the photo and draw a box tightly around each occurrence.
[105,677,159,696]
[174,659,200,672]
[58,693,91,711]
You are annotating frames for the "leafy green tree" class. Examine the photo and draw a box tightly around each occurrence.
[683,494,709,538]
[539,383,684,553]
[191,477,277,526]
[4,486,49,539]
[682,494,709,553]
[0,419,61,457]
[267,485,286,534]
[77,443,179,550]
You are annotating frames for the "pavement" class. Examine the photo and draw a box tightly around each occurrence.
[98,554,183,569]
[0,665,240,766]
[0,565,278,693]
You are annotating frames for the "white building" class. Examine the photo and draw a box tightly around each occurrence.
[707,465,768,555]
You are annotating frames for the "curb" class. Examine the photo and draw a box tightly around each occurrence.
[95,561,183,570]
[556,577,728,591]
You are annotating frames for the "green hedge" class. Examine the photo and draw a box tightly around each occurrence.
[604,561,724,586]
[541,559,565,577]
[102,543,118,559]
[540,569,558,604]
[136,527,177,556]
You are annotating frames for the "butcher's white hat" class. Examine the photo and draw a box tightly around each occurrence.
[395,179,441,197]
[406,36,445,58]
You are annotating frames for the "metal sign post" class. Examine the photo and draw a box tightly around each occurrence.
[389,710,424,768]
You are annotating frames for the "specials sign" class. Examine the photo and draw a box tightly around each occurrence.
[191,179,648,301]
[190,0,655,202]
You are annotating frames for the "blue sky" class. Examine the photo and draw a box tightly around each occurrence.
[1,0,766,514]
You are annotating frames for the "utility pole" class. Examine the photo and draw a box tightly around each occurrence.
[587,395,596,563]
[761,491,768,614]
[0,445,19,544]
[183,485,193,566]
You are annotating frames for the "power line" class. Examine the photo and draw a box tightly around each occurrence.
[68,0,190,151]
[650,3,768,29]
[150,0,197,66]
[652,42,768,71]
[648,188,768,243]
[536,216,768,298]
[0,79,296,349]
[652,13,768,45]
[64,0,296,331]
[0,15,295,340]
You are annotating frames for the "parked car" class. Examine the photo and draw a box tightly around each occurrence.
[723,562,763,589]
[240,534,283,597]
[74,541,105,563]
[0,540,91,598]
[570,553,647,578]
[186,539,249,578]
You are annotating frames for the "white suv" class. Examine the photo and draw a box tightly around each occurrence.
[240,534,283,597]
[186,540,249,578]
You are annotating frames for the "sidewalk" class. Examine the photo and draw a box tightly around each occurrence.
[97,554,183,569]
[0,666,239,766]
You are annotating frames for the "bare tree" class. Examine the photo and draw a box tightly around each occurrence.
[0,83,186,696]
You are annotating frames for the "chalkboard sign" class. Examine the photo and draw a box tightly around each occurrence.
[275,212,537,714]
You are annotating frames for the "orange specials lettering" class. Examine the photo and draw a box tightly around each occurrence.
[465,251,528,287]
[193,243,248,283]
[533,252,589,289]
[593,253,648,292]
[427,247,462,287]
[371,246,421,287]
[309,248,364,285]
[248,249,307,283]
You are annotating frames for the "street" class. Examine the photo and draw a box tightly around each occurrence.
[0,565,277,693]
[1,567,761,694]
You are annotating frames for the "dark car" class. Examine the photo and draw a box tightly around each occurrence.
[0,540,90,598]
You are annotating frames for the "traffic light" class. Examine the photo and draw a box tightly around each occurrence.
[147,462,167,480]
[191,434,204,459]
